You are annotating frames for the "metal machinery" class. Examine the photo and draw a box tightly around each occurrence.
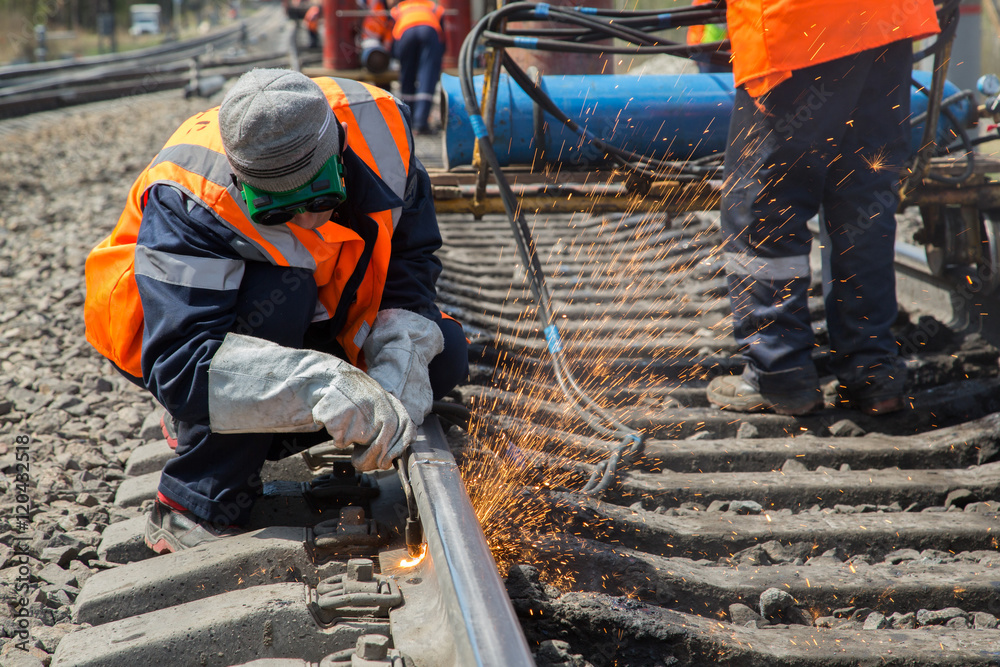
[427,0,1000,298]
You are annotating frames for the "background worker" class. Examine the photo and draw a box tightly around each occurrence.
[706,1,940,416]
[359,0,394,75]
[685,0,729,74]
[84,69,468,552]
[388,0,446,134]
[303,3,322,49]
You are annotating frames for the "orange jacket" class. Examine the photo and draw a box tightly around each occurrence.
[304,5,321,31]
[726,0,940,97]
[362,0,393,47]
[390,0,445,41]
[84,78,412,377]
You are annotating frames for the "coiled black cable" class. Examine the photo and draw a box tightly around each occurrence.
[460,5,663,495]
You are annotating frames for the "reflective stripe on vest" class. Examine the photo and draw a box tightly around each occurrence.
[334,77,410,229]
[134,246,246,290]
[84,77,411,377]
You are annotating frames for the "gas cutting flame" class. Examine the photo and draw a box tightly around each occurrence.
[399,544,427,568]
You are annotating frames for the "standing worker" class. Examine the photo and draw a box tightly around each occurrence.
[84,69,468,552]
[388,0,446,134]
[359,0,394,74]
[304,3,322,49]
[685,0,728,74]
[706,1,940,416]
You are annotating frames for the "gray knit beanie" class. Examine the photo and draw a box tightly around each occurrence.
[219,69,340,193]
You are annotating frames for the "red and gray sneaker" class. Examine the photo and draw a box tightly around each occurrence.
[144,500,245,554]
[160,413,179,450]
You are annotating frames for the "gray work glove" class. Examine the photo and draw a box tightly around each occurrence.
[362,309,444,426]
[207,333,415,471]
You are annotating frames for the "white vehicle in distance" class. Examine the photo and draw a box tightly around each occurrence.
[129,4,162,36]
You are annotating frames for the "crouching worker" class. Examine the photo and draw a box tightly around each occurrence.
[84,69,468,553]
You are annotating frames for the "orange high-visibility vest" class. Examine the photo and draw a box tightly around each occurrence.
[726,0,940,97]
[84,77,413,377]
[362,0,393,47]
[304,4,321,31]
[390,0,445,41]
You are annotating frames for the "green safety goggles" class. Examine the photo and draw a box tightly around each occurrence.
[236,154,347,226]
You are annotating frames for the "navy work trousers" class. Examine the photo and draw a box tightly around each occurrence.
[157,263,469,525]
[721,40,911,400]
[395,24,444,131]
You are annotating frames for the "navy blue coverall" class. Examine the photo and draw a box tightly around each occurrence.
[721,39,911,404]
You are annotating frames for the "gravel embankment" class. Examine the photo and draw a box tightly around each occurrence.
[0,91,226,666]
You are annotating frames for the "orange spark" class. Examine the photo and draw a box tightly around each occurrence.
[862,148,890,172]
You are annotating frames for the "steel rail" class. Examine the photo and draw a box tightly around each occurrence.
[0,50,288,98]
[0,6,283,85]
[0,7,290,120]
[0,22,247,84]
[0,59,292,120]
[401,416,536,667]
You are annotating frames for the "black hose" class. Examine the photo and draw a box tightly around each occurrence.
[908,82,974,184]
[459,4,658,495]
[499,52,650,173]
[912,0,961,61]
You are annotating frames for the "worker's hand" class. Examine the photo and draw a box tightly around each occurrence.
[362,309,444,425]
[208,333,416,471]
[312,365,416,471]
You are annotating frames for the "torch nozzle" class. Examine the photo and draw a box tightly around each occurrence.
[405,517,423,557]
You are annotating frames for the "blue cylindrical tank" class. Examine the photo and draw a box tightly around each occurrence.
[440,71,971,169]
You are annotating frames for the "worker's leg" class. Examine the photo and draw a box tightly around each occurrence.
[821,40,911,409]
[429,314,468,399]
[412,25,444,132]
[159,266,469,525]
[718,56,872,407]
[395,28,422,118]
[157,265,317,526]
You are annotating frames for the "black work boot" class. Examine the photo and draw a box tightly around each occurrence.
[144,501,244,554]
[837,384,905,416]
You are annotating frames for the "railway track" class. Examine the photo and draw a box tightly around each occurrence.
[434,204,1000,666]
[46,191,1000,665]
[51,417,532,666]
[8,48,993,664]
[0,4,303,120]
